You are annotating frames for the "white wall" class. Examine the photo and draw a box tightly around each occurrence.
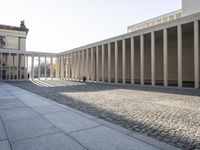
[182,0,200,16]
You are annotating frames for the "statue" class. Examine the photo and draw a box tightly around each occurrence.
[20,20,26,28]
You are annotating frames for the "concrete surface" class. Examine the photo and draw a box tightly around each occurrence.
[0,82,180,150]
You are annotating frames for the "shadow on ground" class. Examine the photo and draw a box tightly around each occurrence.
[6,80,200,150]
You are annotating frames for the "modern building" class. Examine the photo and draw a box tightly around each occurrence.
[0,0,200,89]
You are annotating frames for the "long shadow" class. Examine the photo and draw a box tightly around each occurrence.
[6,80,200,149]
[7,80,200,96]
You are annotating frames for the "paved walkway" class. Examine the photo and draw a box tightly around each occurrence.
[0,82,180,150]
[8,80,200,149]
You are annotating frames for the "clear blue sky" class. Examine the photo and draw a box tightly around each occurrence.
[1,0,181,53]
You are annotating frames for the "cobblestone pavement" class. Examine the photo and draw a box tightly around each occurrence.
[7,80,200,150]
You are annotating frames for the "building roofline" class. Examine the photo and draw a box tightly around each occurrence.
[0,24,29,34]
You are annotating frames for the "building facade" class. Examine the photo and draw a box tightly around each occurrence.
[0,0,200,89]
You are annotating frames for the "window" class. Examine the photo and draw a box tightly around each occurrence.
[0,36,6,48]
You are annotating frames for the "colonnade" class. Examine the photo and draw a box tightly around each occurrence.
[61,19,200,89]
[0,51,57,81]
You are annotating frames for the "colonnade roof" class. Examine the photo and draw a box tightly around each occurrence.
[0,49,57,57]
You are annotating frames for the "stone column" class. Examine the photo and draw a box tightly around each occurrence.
[102,45,105,82]
[178,24,182,88]
[19,55,21,80]
[56,56,59,79]
[86,49,89,81]
[140,35,144,85]
[23,54,26,80]
[38,56,41,80]
[69,53,72,80]
[74,52,77,81]
[131,37,135,84]
[78,51,81,81]
[91,48,94,81]
[194,20,199,89]
[96,46,99,82]
[115,41,118,84]
[81,50,84,80]
[65,55,68,80]
[122,39,126,84]
[60,55,63,80]
[16,53,19,80]
[151,32,155,86]
[108,43,111,83]
[31,55,34,80]
[163,28,168,87]
[50,56,53,80]
[12,55,15,80]
[45,56,47,80]
[0,52,2,80]
[8,53,11,80]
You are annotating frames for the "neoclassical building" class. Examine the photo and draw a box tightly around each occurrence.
[0,0,200,89]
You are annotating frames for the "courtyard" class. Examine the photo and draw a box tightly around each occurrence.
[6,80,200,150]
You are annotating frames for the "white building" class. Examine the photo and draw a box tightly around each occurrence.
[0,0,200,89]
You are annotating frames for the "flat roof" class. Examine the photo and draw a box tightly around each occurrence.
[0,24,29,34]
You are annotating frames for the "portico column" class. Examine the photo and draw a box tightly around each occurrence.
[8,53,11,80]
[178,24,182,88]
[65,55,68,80]
[60,55,63,80]
[194,20,199,88]
[86,49,89,81]
[74,52,77,80]
[50,56,53,80]
[12,55,14,80]
[140,35,144,85]
[19,55,21,79]
[56,56,58,79]
[115,41,118,84]
[108,43,111,83]
[38,56,41,80]
[163,28,168,87]
[96,46,99,82]
[91,48,94,81]
[44,56,47,80]
[131,37,135,84]
[0,53,2,80]
[81,50,84,80]
[151,32,155,86]
[102,45,105,82]
[122,39,126,84]
[78,51,81,81]
[31,55,34,80]
[16,53,19,80]
[23,54,26,80]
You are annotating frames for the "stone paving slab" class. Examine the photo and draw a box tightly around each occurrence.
[0,98,19,104]
[0,82,181,150]
[4,116,60,142]
[44,111,100,133]
[0,96,16,100]
[0,107,39,122]
[33,105,66,115]
[0,119,7,141]
[14,94,53,107]
[0,140,11,150]
[70,126,160,150]
[0,101,26,110]
[11,133,86,150]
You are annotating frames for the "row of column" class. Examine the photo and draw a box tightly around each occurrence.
[31,56,54,80]
[0,52,26,80]
[61,20,199,88]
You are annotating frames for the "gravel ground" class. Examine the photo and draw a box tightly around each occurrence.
[7,80,200,150]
